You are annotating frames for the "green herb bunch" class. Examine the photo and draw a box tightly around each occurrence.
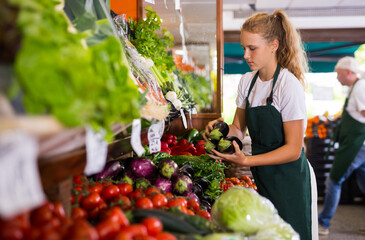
[129,6,174,73]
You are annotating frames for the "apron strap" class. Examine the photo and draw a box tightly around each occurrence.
[245,64,281,108]
[245,71,260,108]
[266,64,281,105]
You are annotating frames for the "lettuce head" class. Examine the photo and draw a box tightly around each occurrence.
[211,187,279,235]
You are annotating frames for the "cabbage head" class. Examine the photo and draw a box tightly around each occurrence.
[211,187,279,235]
[250,219,299,240]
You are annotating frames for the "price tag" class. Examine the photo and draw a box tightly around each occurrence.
[84,126,107,175]
[180,109,187,129]
[0,131,46,218]
[131,119,145,156]
[148,120,165,154]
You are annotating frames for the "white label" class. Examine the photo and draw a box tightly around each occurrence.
[145,0,155,4]
[131,119,145,156]
[84,126,107,175]
[175,0,181,10]
[180,109,187,129]
[0,131,46,218]
[148,120,165,154]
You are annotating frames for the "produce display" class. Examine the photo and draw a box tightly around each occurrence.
[1,1,300,239]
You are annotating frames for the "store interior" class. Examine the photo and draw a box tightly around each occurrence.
[0,0,365,239]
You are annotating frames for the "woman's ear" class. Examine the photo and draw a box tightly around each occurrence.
[271,39,279,52]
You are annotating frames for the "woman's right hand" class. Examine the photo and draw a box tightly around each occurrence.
[203,117,224,141]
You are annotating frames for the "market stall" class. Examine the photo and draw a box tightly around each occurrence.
[0,0,302,239]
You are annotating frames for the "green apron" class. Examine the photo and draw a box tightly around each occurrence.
[330,80,365,182]
[245,65,312,240]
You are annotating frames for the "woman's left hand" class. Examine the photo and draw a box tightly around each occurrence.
[209,141,248,166]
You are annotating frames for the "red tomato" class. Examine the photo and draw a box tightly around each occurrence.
[39,217,61,231]
[120,196,132,210]
[167,198,187,209]
[53,202,65,219]
[64,219,98,240]
[116,224,147,239]
[37,229,61,240]
[73,175,86,185]
[102,184,120,200]
[95,219,120,240]
[141,217,163,236]
[135,197,153,209]
[88,184,103,194]
[30,204,53,227]
[186,209,195,215]
[81,192,101,211]
[100,206,129,228]
[187,199,200,212]
[87,199,107,220]
[151,193,168,209]
[144,187,160,197]
[241,175,253,185]
[73,186,83,192]
[155,232,177,240]
[118,183,133,196]
[164,192,174,200]
[71,207,87,220]
[0,225,24,240]
[128,189,144,200]
[196,209,211,220]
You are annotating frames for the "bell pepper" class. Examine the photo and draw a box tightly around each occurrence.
[184,128,200,142]
[177,138,189,147]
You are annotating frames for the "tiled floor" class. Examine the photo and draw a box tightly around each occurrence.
[318,203,365,240]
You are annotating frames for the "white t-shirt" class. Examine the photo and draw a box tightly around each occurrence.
[346,78,365,124]
[236,68,307,130]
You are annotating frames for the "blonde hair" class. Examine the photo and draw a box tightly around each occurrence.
[241,9,308,86]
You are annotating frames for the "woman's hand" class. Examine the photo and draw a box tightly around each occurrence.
[203,117,224,141]
[208,141,248,166]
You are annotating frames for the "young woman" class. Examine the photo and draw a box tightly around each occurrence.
[205,10,318,240]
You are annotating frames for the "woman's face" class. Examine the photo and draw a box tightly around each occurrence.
[240,30,276,71]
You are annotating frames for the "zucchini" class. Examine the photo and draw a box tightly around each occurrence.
[131,209,212,235]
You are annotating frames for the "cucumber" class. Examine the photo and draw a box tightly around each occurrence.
[131,209,212,235]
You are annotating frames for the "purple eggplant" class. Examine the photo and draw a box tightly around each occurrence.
[217,136,243,154]
[158,159,178,179]
[178,165,194,179]
[193,177,209,192]
[131,157,157,179]
[183,192,200,203]
[210,121,229,140]
[93,160,124,181]
[154,177,172,193]
[173,175,193,195]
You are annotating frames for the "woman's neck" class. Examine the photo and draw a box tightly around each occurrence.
[259,60,278,81]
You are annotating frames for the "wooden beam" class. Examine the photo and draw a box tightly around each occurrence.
[224,28,365,43]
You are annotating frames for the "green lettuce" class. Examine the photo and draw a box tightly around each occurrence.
[211,187,279,235]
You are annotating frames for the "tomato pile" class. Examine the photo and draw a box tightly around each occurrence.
[220,176,257,192]
[71,175,211,221]
[0,200,175,240]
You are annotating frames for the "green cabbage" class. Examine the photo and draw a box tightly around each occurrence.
[249,219,299,240]
[211,187,279,235]
[202,233,246,240]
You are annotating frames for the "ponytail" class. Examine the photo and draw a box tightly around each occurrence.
[241,10,308,86]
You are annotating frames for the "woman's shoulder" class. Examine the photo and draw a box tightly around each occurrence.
[278,68,303,89]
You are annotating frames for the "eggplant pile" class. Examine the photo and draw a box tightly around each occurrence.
[90,157,215,207]
[204,121,243,154]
